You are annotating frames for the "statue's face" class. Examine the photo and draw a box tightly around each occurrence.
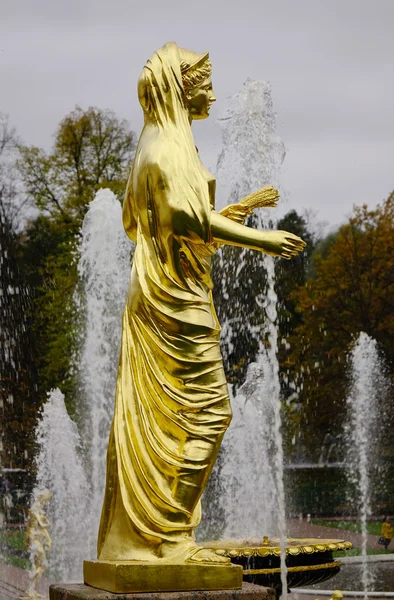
[186,77,216,120]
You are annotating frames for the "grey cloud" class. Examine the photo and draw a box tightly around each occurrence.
[281,139,394,225]
[1,0,393,224]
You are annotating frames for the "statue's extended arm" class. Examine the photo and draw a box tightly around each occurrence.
[210,211,305,259]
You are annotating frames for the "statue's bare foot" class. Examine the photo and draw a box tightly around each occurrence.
[159,540,230,564]
[186,547,230,564]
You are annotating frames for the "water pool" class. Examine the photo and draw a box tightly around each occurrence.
[309,561,394,593]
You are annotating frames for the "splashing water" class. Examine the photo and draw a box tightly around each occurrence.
[213,80,288,594]
[76,189,133,539]
[220,358,277,537]
[346,332,381,595]
[215,79,285,210]
[29,190,133,582]
[33,389,90,581]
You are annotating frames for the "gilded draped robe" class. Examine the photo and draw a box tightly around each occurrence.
[97,43,232,562]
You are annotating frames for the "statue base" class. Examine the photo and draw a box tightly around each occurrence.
[83,560,243,593]
[49,581,275,600]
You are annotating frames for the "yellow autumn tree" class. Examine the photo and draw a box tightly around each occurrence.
[286,191,394,461]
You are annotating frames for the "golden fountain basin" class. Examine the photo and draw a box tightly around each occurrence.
[203,538,353,594]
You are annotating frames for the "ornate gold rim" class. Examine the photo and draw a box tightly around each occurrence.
[243,561,342,575]
[203,538,353,558]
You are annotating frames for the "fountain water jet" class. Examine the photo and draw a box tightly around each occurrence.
[33,388,89,581]
[75,188,133,537]
[209,79,288,596]
[29,189,133,583]
[345,332,383,595]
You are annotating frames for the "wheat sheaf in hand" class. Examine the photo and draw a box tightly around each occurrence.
[240,185,279,210]
[219,186,279,225]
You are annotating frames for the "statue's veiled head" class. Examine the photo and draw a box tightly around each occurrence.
[138,43,215,124]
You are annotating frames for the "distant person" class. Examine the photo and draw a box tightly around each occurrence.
[380,516,392,549]
[0,477,12,523]
[3,490,12,522]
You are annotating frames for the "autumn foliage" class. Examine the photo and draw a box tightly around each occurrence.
[286,192,394,459]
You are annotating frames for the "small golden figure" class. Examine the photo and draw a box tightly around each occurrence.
[86,42,305,592]
[23,490,51,600]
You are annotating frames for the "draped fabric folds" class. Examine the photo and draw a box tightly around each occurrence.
[97,43,232,562]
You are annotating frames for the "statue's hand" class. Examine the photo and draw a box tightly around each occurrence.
[260,230,306,259]
[220,186,279,225]
[219,203,250,225]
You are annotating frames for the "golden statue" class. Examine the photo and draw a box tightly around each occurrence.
[23,490,51,600]
[84,42,305,593]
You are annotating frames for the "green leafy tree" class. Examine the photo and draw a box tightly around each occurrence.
[19,217,79,405]
[274,211,317,455]
[276,210,316,341]
[18,106,135,224]
[17,107,136,408]
[0,116,39,475]
[213,214,267,386]
[0,215,40,474]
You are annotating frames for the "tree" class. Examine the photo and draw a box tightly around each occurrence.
[18,106,135,224]
[213,210,316,388]
[273,211,317,455]
[276,210,316,340]
[213,214,267,386]
[19,216,79,404]
[287,192,394,461]
[0,114,29,230]
[0,215,40,474]
[0,116,39,474]
[17,107,136,408]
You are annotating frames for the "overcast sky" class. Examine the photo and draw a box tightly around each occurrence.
[1,0,393,228]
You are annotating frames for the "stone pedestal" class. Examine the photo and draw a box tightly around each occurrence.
[83,561,243,594]
[49,582,276,600]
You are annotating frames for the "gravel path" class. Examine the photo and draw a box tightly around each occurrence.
[0,562,51,599]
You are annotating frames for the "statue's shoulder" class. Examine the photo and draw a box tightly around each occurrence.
[137,137,174,184]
